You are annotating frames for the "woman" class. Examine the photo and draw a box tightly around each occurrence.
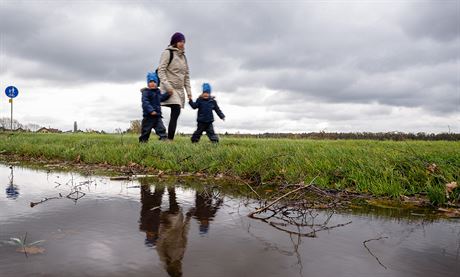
[157,32,192,140]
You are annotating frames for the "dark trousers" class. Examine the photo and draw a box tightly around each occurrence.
[191,122,219,143]
[163,104,181,140]
[139,115,167,143]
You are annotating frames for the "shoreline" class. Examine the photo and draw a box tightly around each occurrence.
[1,133,459,209]
[2,153,459,218]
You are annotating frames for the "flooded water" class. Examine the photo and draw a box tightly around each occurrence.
[0,165,459,277]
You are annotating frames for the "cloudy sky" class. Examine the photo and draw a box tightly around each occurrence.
[0,0,459,133]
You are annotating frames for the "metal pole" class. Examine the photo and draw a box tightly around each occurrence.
[10,98,13,131]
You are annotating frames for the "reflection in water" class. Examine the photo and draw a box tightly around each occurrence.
[5,166,19,199]
[138,181,192,277]
[157,186,191,277]
[138,181,224,277]
[139,184,164,246]
[192,191,223,235]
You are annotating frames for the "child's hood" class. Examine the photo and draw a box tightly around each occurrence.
[199,95,216,101]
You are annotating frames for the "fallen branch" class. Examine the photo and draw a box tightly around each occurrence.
[240,179,261,199]
[109,174,158,181]
[248,176,318,218]
[110,176,131,181]
[67,191,86,201]
[363,236,389,269]
[269,220,352,237]
[31,178,92,207]
[30,196,62,207]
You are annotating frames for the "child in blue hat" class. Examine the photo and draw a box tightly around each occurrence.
[139,72,172,143]
[188,83,225,143]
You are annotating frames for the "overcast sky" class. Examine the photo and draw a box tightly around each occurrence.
[0,0,459,133]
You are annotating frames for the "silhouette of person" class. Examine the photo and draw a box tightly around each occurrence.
[192,190,223,235]
[139,183,164,247]
[156,187,191,277]
[138,182,191,277]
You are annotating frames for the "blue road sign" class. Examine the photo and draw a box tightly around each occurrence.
[5,86,19,98]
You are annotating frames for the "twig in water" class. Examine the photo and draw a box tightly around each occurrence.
[67,191,86,202]
[248,176,318,218]
[23,232,28,258]
[30,196,62,207]
[363,236,389,269]
[240,179,261,199]
[269,220,352,237]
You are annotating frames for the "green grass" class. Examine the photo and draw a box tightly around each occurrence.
[1,132,459,205]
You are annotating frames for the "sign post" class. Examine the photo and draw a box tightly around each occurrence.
[5,86,19,131]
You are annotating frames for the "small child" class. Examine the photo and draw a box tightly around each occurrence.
[139,72,172,143]
[188,83,225,143]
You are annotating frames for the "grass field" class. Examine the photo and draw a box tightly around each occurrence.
[0,132,459,205]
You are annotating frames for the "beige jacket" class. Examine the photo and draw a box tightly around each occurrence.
[156,211,191,276]
[158,46,192,108]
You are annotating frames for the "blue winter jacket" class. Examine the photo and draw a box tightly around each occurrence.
[189,97,225,123]
[141,88,170,117]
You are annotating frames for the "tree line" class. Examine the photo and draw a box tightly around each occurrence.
[3,118,458,141]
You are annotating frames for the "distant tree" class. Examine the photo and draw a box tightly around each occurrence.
[0,117,23,130]
[127,120,141,134]
[25,123,41,132]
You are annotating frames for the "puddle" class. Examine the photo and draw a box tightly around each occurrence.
[0,165,459,277]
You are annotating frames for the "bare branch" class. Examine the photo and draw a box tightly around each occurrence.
[363,236,389,269]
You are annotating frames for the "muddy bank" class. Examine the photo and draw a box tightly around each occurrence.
[1,153,459,216]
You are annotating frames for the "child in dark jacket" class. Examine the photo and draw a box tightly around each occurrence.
[188,83,225,143]
[139,72,172,143]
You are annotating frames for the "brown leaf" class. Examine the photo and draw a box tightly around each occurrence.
[16,246,45,255]
[445,182,458,193]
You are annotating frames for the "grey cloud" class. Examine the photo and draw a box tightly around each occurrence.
[1,1,169,83]
[1,0,459,133]
[270,102,393,122]
[223,60,459,115]
[400,1,460,42]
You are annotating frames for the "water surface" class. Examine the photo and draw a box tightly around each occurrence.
[0,165,458,277]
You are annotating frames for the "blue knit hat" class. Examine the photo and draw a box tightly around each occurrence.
[202,83,212,93]
[170,32,186,46]
[146,72,159,85]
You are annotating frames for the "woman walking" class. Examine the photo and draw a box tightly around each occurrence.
[157,32,192,140]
